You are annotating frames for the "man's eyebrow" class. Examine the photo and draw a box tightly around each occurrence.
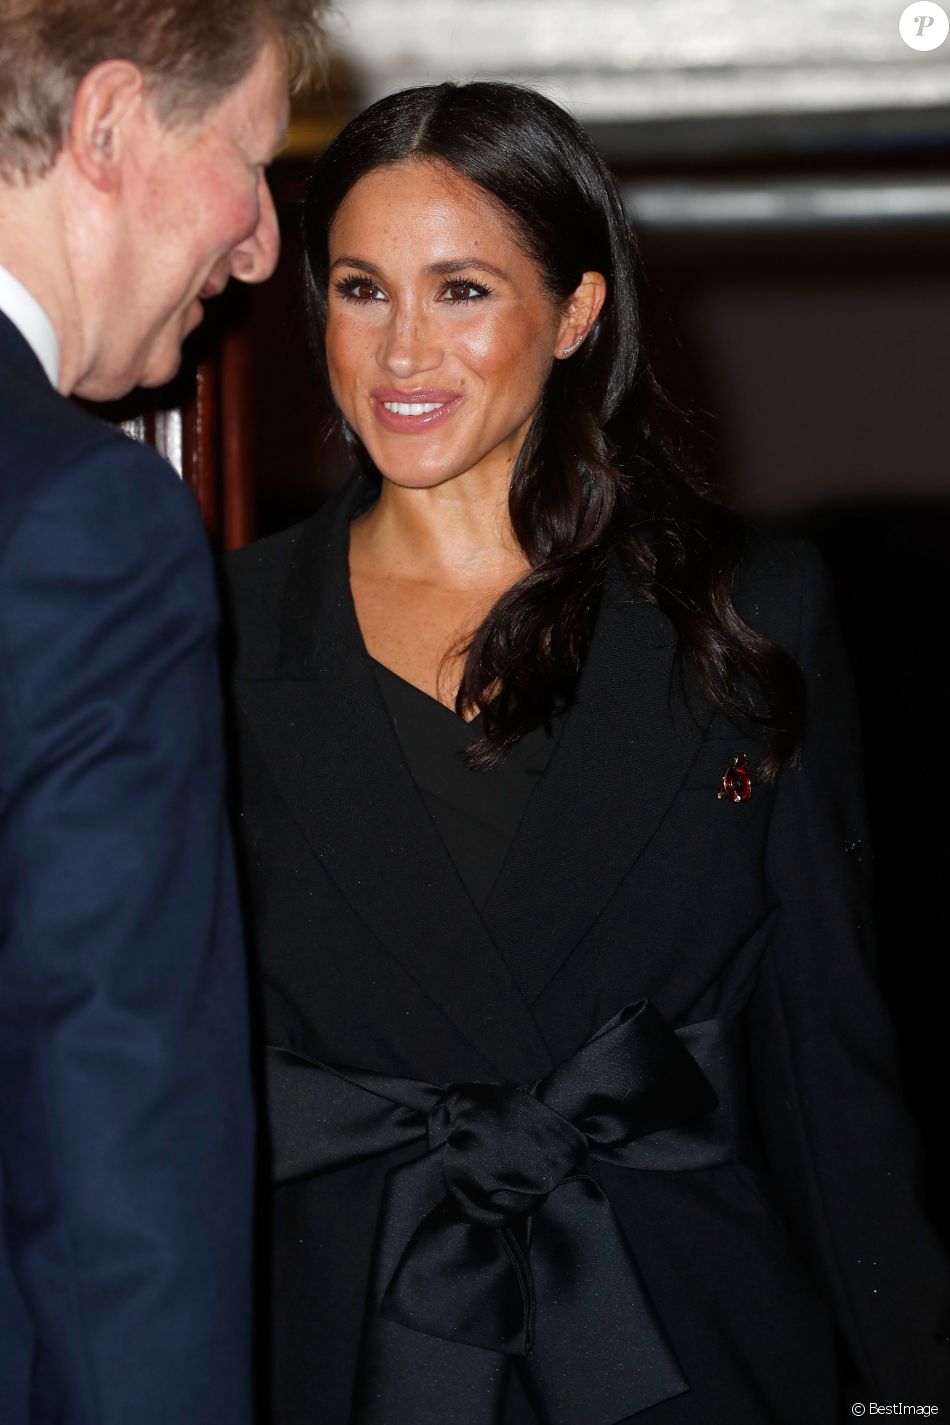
[328,256,510,280]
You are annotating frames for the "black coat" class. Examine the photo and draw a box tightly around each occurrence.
[226,473,950,1425]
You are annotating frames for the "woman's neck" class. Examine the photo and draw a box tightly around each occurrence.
[351,468,529,591]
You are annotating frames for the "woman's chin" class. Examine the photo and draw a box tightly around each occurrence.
[371,459,468,492]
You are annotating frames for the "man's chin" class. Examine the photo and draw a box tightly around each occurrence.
[137,350,185,390]
[74,350,184,403]
[74,310,198,401]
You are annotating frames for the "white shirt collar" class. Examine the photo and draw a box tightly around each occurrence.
[0,264,61,388]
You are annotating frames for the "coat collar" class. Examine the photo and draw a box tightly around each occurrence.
[234,475,713,1076]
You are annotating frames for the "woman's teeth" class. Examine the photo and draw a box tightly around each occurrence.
[382,401,445,416]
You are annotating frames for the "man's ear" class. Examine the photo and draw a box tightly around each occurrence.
[66,60,147,192]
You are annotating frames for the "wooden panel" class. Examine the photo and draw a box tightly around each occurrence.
[180,358,220,540]
[219,320,256,550]
[95,302,258,551]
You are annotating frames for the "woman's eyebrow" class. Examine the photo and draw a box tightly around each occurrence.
[425,258,509,280]
[329,255,382,273]
[328,256,510,280]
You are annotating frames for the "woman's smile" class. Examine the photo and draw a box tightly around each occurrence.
[370,386,465,434]
[326,158,567,492]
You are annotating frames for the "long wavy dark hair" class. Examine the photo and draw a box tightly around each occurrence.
[302,81,804,774]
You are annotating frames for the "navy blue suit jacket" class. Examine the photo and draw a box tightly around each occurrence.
[0,312,255,1424]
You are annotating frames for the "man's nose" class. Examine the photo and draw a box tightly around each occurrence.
[230,173,281,285]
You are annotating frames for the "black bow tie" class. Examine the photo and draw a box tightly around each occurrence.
[267,1000,735,1425]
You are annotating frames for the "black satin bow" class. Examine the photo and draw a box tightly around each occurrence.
[267,1001,735,1425]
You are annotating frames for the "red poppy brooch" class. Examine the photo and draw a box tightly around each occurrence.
[718,754,752,803]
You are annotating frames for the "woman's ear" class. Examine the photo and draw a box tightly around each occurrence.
[554,271,607,359]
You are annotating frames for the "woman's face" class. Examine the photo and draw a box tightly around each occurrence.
[325,158,572,492]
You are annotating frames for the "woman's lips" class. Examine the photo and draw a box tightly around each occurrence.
[370,389,464,435]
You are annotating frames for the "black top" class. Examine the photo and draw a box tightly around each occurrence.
[372,659,559,910]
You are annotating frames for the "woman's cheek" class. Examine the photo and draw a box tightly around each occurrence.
[326,325,367,416]
[455,310,503,365]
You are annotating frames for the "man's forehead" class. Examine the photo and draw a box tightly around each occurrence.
[249,69,289,153]
[206,37,289,149]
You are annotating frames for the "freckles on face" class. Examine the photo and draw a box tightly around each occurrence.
[324,159,563,490]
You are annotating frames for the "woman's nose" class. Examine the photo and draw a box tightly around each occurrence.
[377,304,441,377]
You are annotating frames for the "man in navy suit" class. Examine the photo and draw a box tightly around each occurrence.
[0,2,326,1420]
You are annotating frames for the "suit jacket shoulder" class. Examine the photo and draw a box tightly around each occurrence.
[0,377,205,562]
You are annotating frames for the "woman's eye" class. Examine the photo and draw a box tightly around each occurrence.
[334,276,385,304]
[440,279,493,304]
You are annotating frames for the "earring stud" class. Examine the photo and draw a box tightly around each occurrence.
[561,338,582,356]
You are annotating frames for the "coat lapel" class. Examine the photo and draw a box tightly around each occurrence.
[482,562,715,1006]
[234,478,554,1084]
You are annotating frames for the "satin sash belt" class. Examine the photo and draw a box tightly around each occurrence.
[267,1001,736,1425]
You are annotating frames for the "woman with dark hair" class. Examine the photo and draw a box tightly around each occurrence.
[226,82,950,1425]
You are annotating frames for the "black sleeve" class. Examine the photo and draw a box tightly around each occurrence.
[749,542,950,1398]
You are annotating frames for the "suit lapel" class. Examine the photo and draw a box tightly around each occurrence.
[234,478,554,1084]
[483,562,714,1005]
[0,310,49,388]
